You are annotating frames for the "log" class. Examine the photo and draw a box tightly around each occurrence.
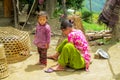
[86,31,112,41]
[89,41,104,46]
[104,37,112,42]
[87,30,112,46]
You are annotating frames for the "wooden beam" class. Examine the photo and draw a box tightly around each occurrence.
[62,0,67,18]
[12,0,18,28]
[4,0,13,17]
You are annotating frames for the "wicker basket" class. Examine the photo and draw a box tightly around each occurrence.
[0,44,6,59]
[0,58,9,79]
[0,44,9,79]
[0,27,31,64]
[67,15,84,33]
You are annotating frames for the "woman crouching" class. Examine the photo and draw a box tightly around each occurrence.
[46,20,91,73]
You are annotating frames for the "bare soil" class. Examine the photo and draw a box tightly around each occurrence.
[1,17,120,80]
[1,33,120,80]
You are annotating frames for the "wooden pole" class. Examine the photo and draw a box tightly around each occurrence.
[21,0,36,30]
[4,0,13,17]
[56,0,67,47]
[89,0,92,22]
[62,0,67,18]
[12,0,18,28]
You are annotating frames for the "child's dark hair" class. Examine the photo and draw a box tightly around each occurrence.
[60,20,73,30]
[37,11,48,19]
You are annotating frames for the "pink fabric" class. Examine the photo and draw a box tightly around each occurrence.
[34,23,51,48]
[39,0,44,4]
[68,29,91,70]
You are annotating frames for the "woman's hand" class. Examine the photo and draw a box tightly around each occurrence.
[38,43,41,48]
[45,44,49,49]
[86,62,90,71]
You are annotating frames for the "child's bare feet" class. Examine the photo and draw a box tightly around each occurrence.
[40,64,46,68]
[35,62,41,65]
[35,62,46,68]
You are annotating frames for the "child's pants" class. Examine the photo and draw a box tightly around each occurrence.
[37,47,47,65]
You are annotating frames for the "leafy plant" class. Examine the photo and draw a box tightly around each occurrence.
[92,13,99,23]
[83,21,105,32]
[19,0,28,4]
[57,0,84,10]
[53,2,63,17]
[82,11,92,22]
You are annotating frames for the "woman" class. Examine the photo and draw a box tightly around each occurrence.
[46,20,91,73]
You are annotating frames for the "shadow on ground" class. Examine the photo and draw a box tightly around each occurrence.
[25,64,43,72]
[114,73,120,80]
[55,69,84,76]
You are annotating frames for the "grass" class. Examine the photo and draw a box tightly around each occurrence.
[82,12,107,32]
[80,1,106,32]
[83,21,105,32]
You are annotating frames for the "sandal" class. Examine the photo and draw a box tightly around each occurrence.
[44,68,64,73]
[44,64,65,73]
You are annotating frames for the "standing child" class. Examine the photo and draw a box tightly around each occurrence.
[34,11,51,67]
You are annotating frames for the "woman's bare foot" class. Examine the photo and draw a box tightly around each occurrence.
[52,64,65,70]
[47,55,58,61]
[47,53,59,61]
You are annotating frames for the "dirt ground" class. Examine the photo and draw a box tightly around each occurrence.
[1,16,120,80]
[1,33,120,80]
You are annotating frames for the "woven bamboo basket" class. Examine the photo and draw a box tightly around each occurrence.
[0,27,31,64]
[0,44,6,59]
[67,15,85,33]
[0,58,9,79]
[0,44,9,79]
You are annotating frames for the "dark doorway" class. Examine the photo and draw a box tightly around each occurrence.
[0,0,4,17]
[0,0,14,26]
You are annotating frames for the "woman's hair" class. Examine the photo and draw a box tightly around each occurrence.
[37,11,48,19]
[60,20,73,30]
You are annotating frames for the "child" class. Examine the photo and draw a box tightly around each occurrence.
[34,11,51,67]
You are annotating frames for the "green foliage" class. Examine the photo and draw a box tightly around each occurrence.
[53,0,104,32]
[19,0,28,4]
[57,0,84,10]
[92,13,99,23]
[53,8,63,17]
[53,0,85,18]
[53,3,63,17]
[66,0,84,9]
[83,21,105,32]
[82,11,92,22]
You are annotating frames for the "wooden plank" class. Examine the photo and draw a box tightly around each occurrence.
[12,0,18,28]
[4,0,13,17]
